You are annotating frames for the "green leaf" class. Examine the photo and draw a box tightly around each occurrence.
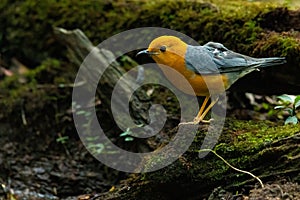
[120,128,132,137]
[277,94,294,104]
[262,102,269,110]
[56,136,69,144]
[125,137,134,142]
[84,111,92,117]
[86,136,99,141]
[294,96,300,109]
[285,116,298,125]
[274,105,285,109]
[87,143,104,154]
[76,110,86,115]
[120,132,129,137]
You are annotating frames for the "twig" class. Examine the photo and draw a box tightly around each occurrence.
[36,80,86,89]
[21,105,27,126]
[199,149,264,188]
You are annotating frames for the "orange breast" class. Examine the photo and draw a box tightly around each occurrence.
[157,62,228,96]
[187,73,228,96]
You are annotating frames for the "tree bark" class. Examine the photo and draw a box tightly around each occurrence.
[53,27,151,127]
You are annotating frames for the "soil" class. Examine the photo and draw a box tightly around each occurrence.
[0,123,124,200]
[206,181,300,200]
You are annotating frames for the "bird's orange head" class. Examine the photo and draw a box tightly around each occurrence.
[137,36,198,95]
[140,36,188,69]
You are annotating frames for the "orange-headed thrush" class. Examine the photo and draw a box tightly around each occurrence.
[137,36,286,124]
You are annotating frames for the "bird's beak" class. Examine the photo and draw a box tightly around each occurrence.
[136,49,159,57]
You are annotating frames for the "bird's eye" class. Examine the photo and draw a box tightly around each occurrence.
[160,45,167,52]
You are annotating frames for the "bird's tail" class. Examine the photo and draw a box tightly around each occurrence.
[226,57,286,88]
[256,57,286,68]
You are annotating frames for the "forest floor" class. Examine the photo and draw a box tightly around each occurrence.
[0,1,299,199]
[1,106,300,200]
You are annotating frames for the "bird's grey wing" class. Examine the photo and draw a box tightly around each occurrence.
[187,42,286,88]
[185,45,220,74]
[185,44,244,74]
[185,42,285,75]
[202,42,265,73]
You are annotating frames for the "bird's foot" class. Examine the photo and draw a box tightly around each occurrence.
[179,118,214,126]
[178,121,197,126]
[200,118,214,123]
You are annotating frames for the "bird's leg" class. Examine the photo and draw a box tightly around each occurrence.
[194,96,210,121]
[193,96,219,124]
[179,96,211,125]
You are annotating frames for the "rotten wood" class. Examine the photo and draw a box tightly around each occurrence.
[53,27,151,127]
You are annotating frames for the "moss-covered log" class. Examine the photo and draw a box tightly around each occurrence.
[95,119,300,199]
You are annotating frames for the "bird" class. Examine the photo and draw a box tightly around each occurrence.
[137,36,286,124]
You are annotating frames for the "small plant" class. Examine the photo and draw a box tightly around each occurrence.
[119,124,144,142]
[275,94,300,125]
[120,128,134,142]
[56,134,70,156]
[56,135,69,144]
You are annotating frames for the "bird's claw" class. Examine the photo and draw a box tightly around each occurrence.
[179,118,214,126]
[178,121,197,126]
[200,118,214,123]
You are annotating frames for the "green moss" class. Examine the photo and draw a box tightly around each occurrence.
[1,0,295,67]
[0,58,75,128]
[254,33,299,56]
[202,119,299,177]
[209,119,299,162]
[231,122,297,152]
[0,58,72,95]
[140,119,300,186]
